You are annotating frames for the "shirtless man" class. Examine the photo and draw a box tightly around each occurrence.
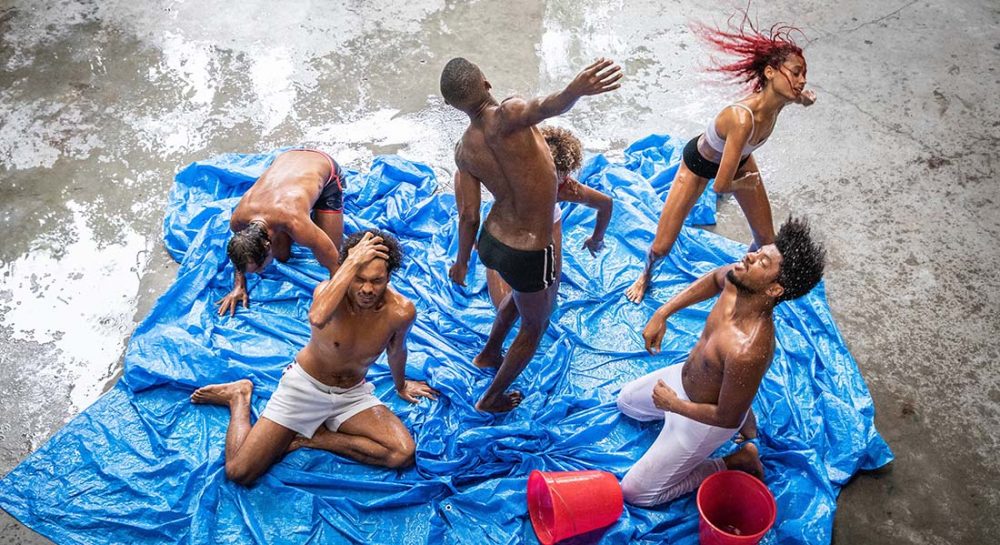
[217,149,347,316]
[617,217,825,506]
[192,230,438,486]
[442,57,622,412]
[483,125,614,308]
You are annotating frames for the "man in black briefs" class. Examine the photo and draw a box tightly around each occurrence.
[442,57,622,412]
[217,149,347,316]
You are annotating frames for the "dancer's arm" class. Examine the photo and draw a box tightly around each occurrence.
[387,303,439,403]
[449,169,481,287]
[498,59,622,130]
[642,265,731,354]
[288,218,341,277]
[558,178,613,256]
[711,108,761,194]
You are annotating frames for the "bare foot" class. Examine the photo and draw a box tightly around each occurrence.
[475,391,524,413]
[190,379,253,406]
[473,349,504,369]
[625,273,650,303]
[724,442,765,479]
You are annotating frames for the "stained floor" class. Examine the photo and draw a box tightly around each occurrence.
[1,1,998,543]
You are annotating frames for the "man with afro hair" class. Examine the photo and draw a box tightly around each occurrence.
[618,216,825,507]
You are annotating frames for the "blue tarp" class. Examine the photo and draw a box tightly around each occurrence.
[0,134,892,544]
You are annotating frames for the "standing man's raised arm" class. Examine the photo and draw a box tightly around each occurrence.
[498,58,623,130]
[642,265,733,354]
[448,169,482,287]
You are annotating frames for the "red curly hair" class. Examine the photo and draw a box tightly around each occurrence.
[694,10,805,92]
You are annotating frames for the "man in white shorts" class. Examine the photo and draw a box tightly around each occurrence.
[191,229,438,486]
[619,217,825,506]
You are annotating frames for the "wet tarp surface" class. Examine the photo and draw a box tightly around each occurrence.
[0,135,892,544]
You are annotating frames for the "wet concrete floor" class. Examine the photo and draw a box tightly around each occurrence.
[1,1,998,543]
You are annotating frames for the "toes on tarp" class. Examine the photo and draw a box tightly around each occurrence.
[0,137,891,545]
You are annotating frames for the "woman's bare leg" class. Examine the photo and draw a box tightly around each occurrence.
[731,155,776,251]
[625,166,708,303]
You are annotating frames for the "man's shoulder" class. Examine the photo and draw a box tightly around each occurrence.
[385,289,416,324]
[720,326,774,369]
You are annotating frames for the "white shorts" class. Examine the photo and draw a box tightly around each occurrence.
[260,361,384,438]
[616,362,746,507]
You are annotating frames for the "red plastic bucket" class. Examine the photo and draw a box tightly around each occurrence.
[696,470,777,545]
[527,470,624,545]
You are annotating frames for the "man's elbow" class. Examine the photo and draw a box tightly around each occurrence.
[600,197,614,216]
[308,309,330,329]
[458,212,480,227]
[714,410,743,429]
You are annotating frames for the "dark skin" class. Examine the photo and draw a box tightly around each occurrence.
[642,245,786,443]
[625,55,814,303]
[217,150,345,316]
[446,58,622,412]
[484,171,614,308]
[192,233,438,486]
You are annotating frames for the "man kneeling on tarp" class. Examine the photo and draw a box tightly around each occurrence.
[618,217,825,507]
[192,229,438,485]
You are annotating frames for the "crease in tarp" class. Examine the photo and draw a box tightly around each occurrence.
[0,134,892,545]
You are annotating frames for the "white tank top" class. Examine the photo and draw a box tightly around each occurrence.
[703,103,774,158]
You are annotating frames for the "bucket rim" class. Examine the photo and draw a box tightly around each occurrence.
[695,470,777,540]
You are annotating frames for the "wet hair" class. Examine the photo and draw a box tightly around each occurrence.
[440,57,484,109]
[774,216,826,302]
[542,126,583,174]
[694,10,805,92]
[227,222,269,273]
[340,229,404,275]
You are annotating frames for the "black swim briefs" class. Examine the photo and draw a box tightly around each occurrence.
[681,136,750,180]
[303,149,346,213]
[478,228,556,293]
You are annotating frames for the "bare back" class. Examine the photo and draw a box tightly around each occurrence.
[231,150,332,232]
[456,102,558,251]
[680,283,776,408]
[296,287,414,389]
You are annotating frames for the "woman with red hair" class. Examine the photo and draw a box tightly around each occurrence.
[625,18,815,303]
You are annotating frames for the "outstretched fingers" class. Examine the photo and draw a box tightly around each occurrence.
[584,57,612,73]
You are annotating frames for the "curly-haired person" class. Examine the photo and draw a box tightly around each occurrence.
[619,217,825,507]
[192,230,439,485]
[484,125,614,307]
[625,14,816,303]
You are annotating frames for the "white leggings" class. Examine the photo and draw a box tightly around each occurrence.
[617,363,742,507]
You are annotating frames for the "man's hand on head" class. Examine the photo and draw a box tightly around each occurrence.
[448,261,469,287]
[345,232,389,266]
[567,58,623,98]
[397,380,440,404]
[216,286,249,317]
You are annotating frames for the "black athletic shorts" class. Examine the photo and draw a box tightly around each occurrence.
[478,228,555,293]
[309,151,346,213]
[682,136,750,180]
